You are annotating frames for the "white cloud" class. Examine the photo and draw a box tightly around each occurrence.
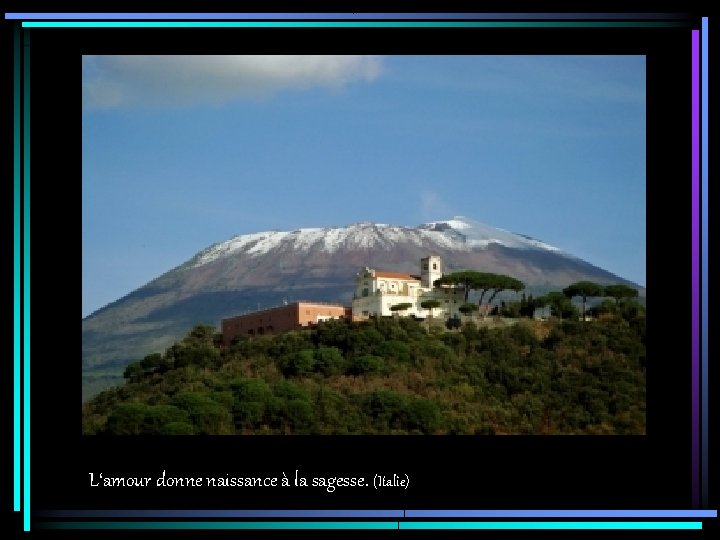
[420,189,454,220]
[83,55,382,109]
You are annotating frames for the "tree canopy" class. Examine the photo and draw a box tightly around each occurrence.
[420,299,442,310]
[563,281,605,320]
[486,274,525,305]
[538,292,579,320]
[84,313,646,436]
[434,271,525,308]
[420,299,442,318]
[604,284,639,304]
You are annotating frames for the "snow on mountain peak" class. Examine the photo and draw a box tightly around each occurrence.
[420,216,562,253]
[192,217,562,267]
[420,217,473,231]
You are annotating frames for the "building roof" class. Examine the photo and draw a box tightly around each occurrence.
[374,271,421,281]
[222,301,349,323]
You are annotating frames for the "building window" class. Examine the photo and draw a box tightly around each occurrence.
[362,288,369,297]
[433,263,437,270]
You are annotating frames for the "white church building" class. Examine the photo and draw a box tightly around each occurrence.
[351,256,465,321]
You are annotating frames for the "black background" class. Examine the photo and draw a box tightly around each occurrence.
[1,1,716,537]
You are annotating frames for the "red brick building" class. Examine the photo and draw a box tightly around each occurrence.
[221,301,351,346]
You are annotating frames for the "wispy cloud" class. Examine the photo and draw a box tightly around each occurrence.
[401,55,645,105]
[83,55,383,109]
[483,56,646,104]
[420,189,454,221]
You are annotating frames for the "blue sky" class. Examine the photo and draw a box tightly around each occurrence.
[82,55,646,318]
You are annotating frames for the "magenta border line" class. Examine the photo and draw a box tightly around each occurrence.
[691,29,700,509]
[36,509,718,518]
[17,9,703,522]
[4,12,689,21]
[700,16,708,508]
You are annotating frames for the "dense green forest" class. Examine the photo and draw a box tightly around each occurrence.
[82,298,646,435]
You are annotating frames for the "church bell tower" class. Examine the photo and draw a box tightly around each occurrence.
[421,255,443,288]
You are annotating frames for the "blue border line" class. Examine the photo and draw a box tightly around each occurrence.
[404,510,717,518]
[22,29,30,532]
[5,12,688,20]
[13,24,21,515]
[39,510,404,518]
[701,16,708,509]
[37,509,718,518]
[20,21,686,28]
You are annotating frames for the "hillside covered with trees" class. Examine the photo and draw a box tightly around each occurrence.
[83,297,646,435]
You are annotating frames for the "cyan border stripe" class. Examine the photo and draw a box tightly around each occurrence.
[21,21,686,28]
[691,29,700,509]
[38,521,398,530]
[6,13,688,20]
[22,28,30,532]
[13,24,21,515]
[701,16,708,509]
[400,522,703,530]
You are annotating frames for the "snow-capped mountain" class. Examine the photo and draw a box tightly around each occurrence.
[82,216,642,401]
[191,217,563,267]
